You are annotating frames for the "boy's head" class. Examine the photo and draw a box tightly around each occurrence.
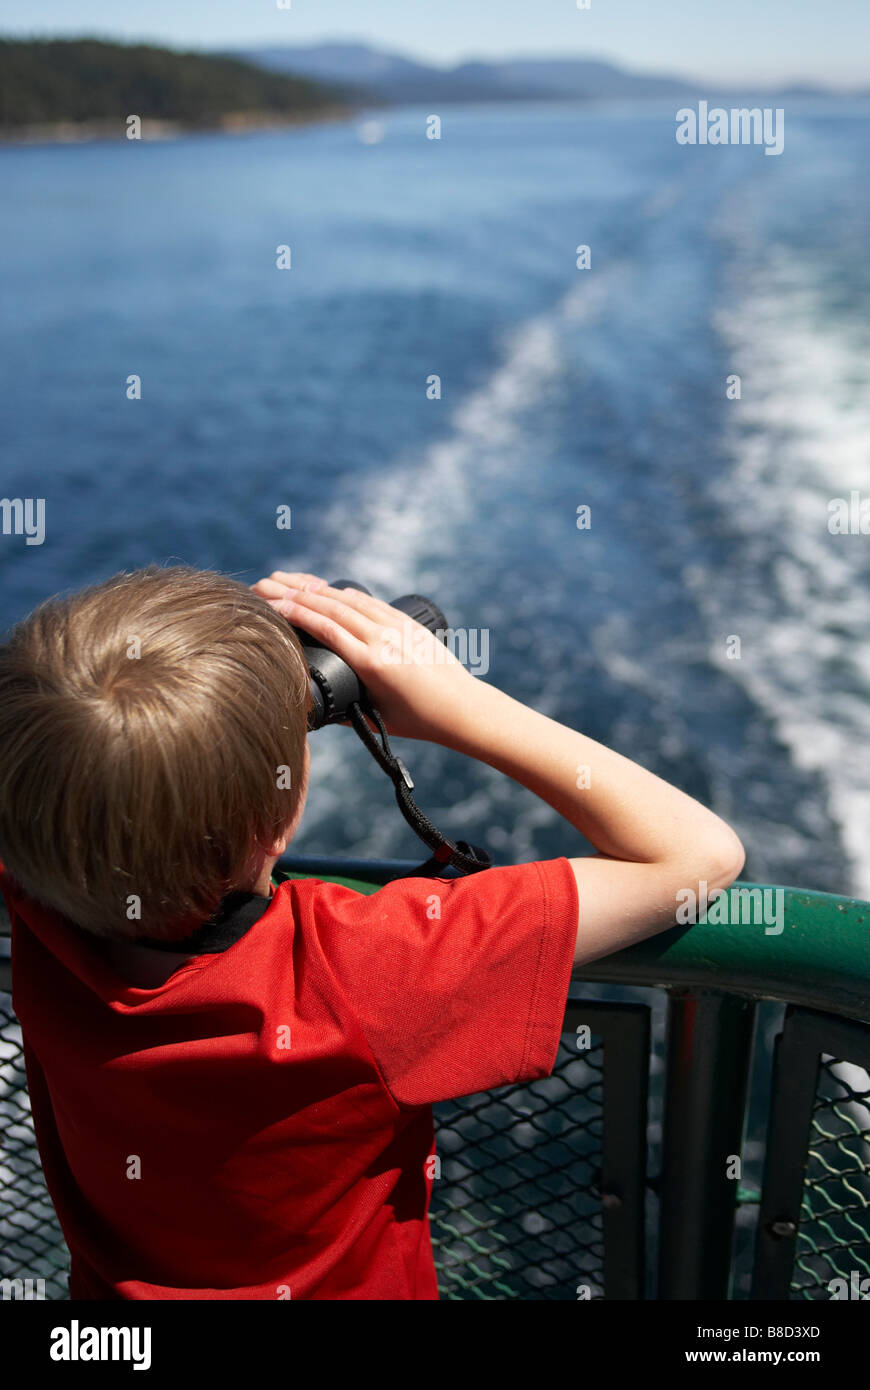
[0,566,312,941]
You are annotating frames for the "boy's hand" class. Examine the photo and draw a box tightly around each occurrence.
[251,572,482,743]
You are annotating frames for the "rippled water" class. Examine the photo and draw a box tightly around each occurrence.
[2,101,868,895]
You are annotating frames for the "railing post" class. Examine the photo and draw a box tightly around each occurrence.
[657,990,755,1299]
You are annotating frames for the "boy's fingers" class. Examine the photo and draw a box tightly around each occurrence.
[276,587,377,646]
[313,584,406,627]
[252,579,290,599]
[302,583,422,631]
[275,596,370,665]
[269,572,329,592]
[325,586,408,625]
[253,573,326,598]
[265,575,406,627]
[256,575,422,635]
[311,586,434,647]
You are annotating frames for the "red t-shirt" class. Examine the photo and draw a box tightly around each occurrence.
[2,860,578,1300]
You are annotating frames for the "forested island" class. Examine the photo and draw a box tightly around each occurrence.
[0,38,349,140]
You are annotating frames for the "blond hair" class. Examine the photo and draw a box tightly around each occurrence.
[0,566,311,940]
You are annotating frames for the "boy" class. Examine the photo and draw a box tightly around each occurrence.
[0,565,743,1299]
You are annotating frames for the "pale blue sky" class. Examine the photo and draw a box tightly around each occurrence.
[3,0,867,87]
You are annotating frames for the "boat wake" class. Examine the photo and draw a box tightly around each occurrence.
[702,244,870,899]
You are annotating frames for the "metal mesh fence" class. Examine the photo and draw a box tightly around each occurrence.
[0,999,605,1303]
[0,994,69,1299]
[791,1055,870,1300]
[430,1033,606,1300]
[3,984,870,1301]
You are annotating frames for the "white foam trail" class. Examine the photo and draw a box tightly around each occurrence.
[703,248,870,899]
[280,272,619,845]
[286,268,620,595]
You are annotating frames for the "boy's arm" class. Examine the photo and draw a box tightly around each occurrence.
[252,575,745,968]
[435,681,744,965]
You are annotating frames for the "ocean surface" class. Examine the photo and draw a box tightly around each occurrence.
[2,101,869,896]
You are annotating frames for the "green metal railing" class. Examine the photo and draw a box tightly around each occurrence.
[2,859,869,1300]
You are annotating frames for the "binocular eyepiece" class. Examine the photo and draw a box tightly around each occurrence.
[292,581,448,731]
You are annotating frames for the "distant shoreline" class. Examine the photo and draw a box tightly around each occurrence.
[0,105,353,147]
[3,92,865,150]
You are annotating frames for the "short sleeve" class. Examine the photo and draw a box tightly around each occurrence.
[307,858,578,1108]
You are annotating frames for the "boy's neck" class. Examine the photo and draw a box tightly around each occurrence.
[252,857,280,897]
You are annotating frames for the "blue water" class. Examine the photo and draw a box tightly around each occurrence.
[2,102,869,894]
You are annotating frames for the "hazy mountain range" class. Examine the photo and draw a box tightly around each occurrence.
[231,41,865,105]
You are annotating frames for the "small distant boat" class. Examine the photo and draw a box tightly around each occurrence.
[357,119,386,146]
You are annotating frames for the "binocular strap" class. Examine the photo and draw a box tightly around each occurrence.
[346,699,492,878]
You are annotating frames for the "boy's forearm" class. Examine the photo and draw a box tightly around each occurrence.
[437,679,742,871]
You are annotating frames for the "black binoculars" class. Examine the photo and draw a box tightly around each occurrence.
[292,581,447,730]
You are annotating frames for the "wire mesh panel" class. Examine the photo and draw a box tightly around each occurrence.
[0,989,648,1303]
[430,1003,650,1300]
[791,1055,870,1299]
[752,1008,870,1300]
[431,1036,606,1300]
[0,991,70,1299]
